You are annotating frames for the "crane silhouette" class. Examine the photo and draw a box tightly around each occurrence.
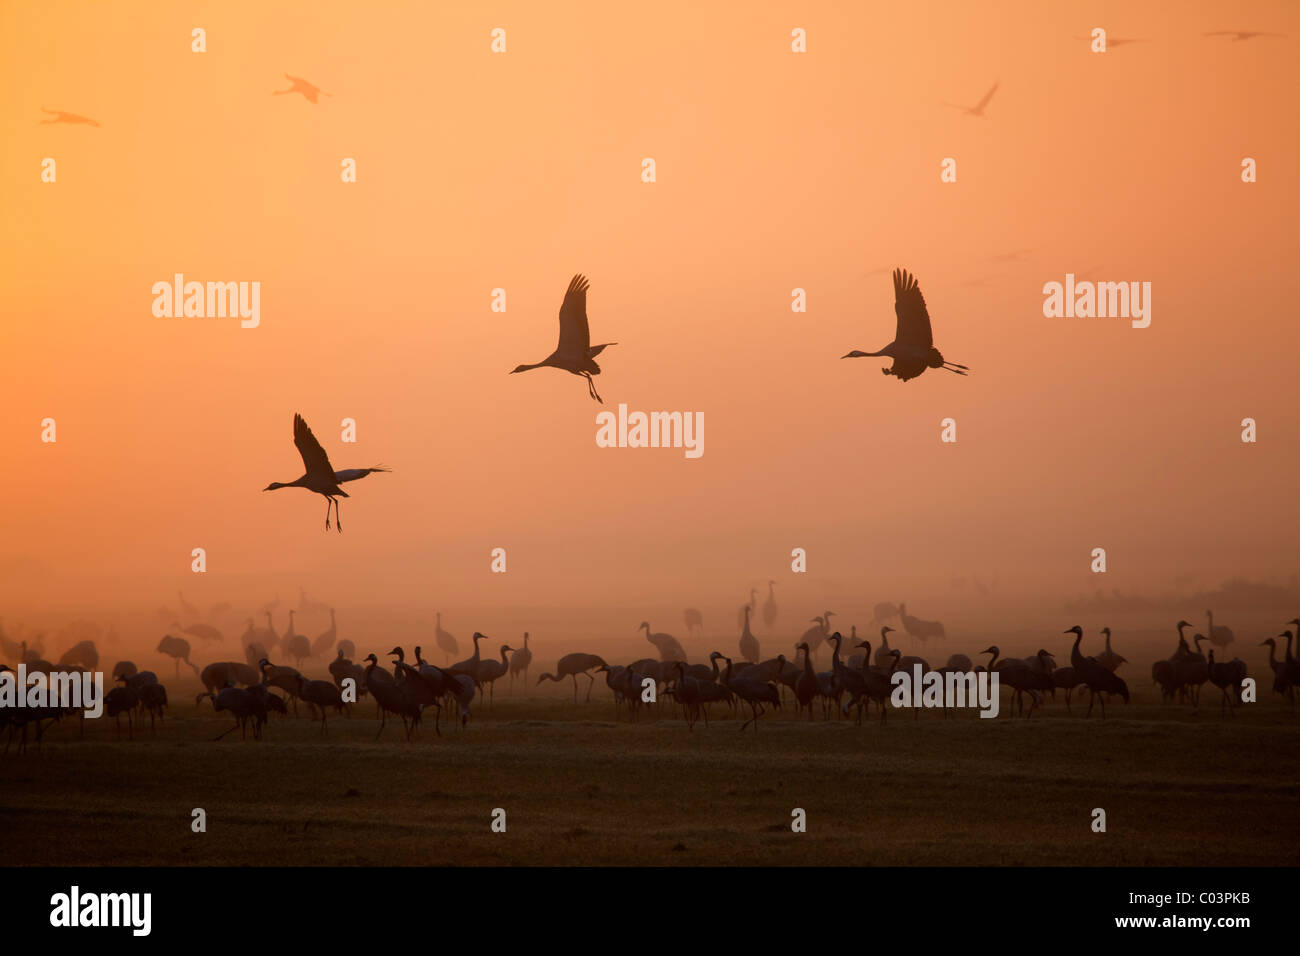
[842,269,968,381]
[272,74,330,103]
[510,274,616,402]
[1072,35,1151,47]
[40,108,99,126]
[263,413,390,532]
[1203,30,1286,41]
[942,81,998,117]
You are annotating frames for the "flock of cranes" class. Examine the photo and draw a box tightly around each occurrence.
[5,599,1288,753]
[255,266,968,533]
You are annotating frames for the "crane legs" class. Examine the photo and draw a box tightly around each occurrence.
[324,497,343,533]
[582,372,602,403]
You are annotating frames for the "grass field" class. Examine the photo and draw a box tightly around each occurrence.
[3,687,1299,866]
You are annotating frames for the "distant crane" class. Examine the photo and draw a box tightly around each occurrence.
[40,107,100,126]
[510,274,617,403]
[738,605,760,664]
[1203,30,1286,41]
[942,80,999,117]
[899,603,946,643]
[736,588,758,629]
[155,634,199,678]
[177,591,200,618]
[272,74,331,104]
[435,612,459,664]
[762,581,778,630]
[311,609,337,657]
[683,608,704,635]
[263,413,390,532]
[1205,610,1234,648]
[508,632,533,690]
[639,621,687,662]
[842,269,969,381]
[1096,627,1127,671]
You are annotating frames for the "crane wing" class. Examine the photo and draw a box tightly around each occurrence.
[334,467,390,483]
[973,80,999,112]
[556,274,591,358]
[292,414,337,482]
[892,269,934,349]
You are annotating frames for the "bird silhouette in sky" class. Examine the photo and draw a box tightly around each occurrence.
[943,81,998,117]
[511,274,617,403]
[40,108,99,126]
[264,414,389,532]
[272,75,331,104]
[843,269,968,382]
[1204,30,1286,41]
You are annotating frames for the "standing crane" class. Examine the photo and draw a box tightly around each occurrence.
[720,657,781,732]
[1205,610,1235,648]
[736,589,759,629]
[762,581,778,630]
[155,635,199,678]
[435,612,459,665]
[842,269,968,381]
[263,413,390,532]
[536,653,607,702]
[738,605,760,664]
[639,621,687,662]
[510,274,617,402]
[508,632,533,691]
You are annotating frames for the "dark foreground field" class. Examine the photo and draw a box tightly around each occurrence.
[3,692,1299,866]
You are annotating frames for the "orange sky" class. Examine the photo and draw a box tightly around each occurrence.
[1,1,1297,658]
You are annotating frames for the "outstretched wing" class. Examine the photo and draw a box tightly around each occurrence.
[334,467,390,483]
[293,414,336,482]
[973,81,999,112]
[556,274,591,358]
[893,269,934,349]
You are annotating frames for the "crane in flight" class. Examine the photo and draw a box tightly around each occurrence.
[510,274,616,403]
[272,74,331,104]
[943,81,998,117]
[842,268,968,381]
[40,108,99,126]
[263,414,390,532]
[1203,30,1286,41]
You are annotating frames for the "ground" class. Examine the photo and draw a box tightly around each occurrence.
[2,692,1298,866]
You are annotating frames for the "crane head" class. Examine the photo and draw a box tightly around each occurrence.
[1101,627,1111,636]
[1064,625,1083,636]
[1176,619,1192,628]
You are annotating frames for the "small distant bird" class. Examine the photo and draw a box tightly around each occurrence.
[40,108,99,126]
[1203,30,1286,41]
[1073,35,1151,47]
[510,274,617,403]
[263,414,390,532]
[273,74,331,104]
[843,268,969,381]
[943,81,998,117]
